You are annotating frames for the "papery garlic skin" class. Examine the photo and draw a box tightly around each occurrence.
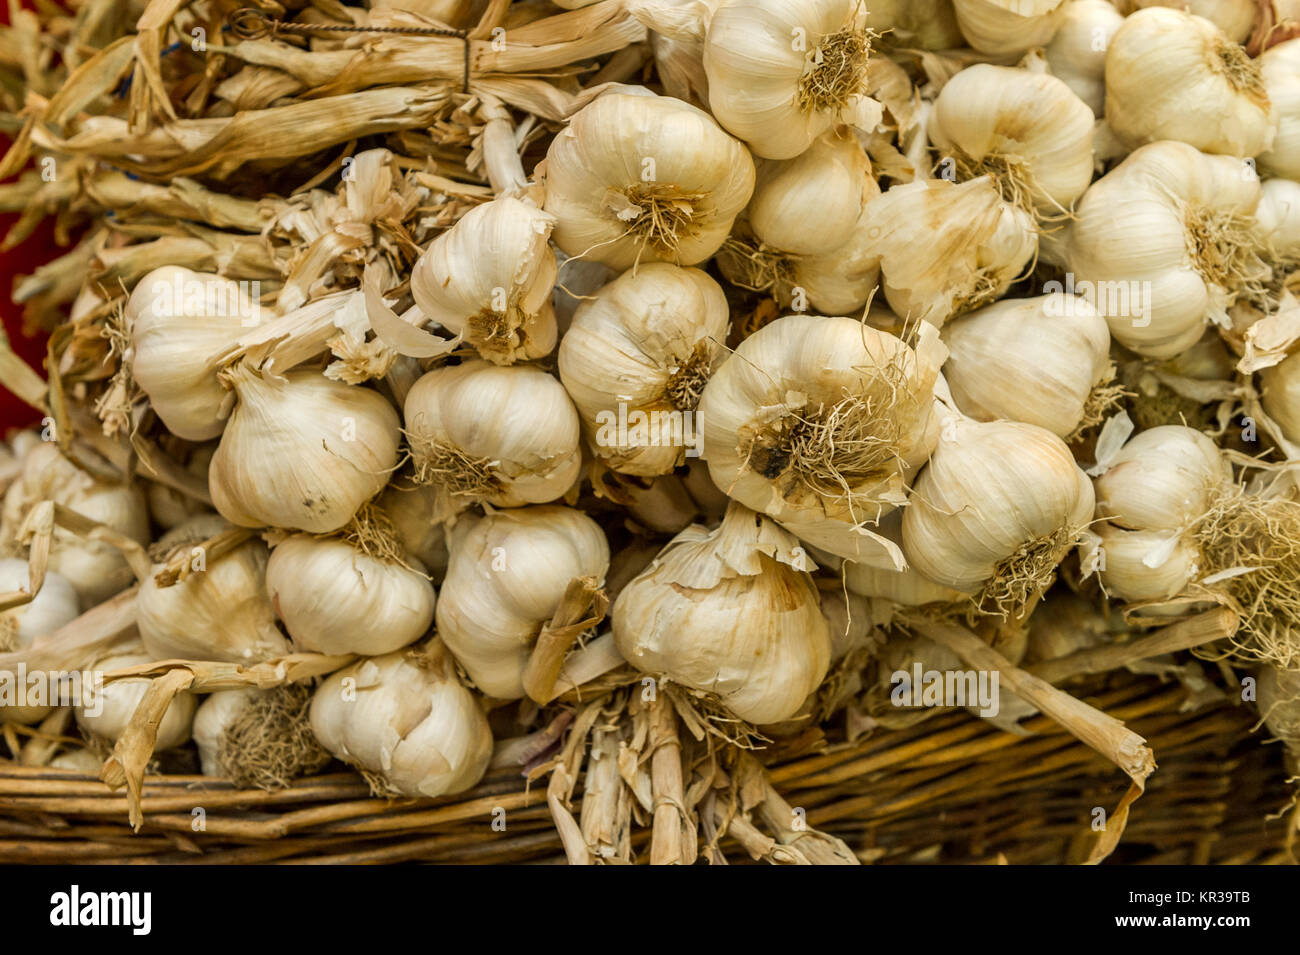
[0,558,79,650]
[1093,425,1230,530]
[1066,141,1264,359]
[1261,352,1300,445]
[310,646,493,798]
[704,0,883,160]
[1044,0,1125,115]
[138,516,289,663]
[410,197,558,364]
[1105,8,1272,157]
[405,361,582,514]
[699,315,943,565]
[558,263,728,476]
[436,506,609,699]
[1257,178,1300,260]
[1260,39,1300,179]
[941,294,1112,438]
[862,177,1037,329]
[267,534,435,656]
[210,365,400,533]
[1121,0,1256,44]
[49,748,102,773]
[146,444,215,530]
[542,90,755,269]
[1095,523,1200,602]
[1,443,150,606]
[930,65,1095,214]
[75,648,197,750]
[902,416,1096,598]
[612,505,831,724]
[377,482,449,579]
[952,0,1067,55]
[126,266,260,441]
[864,0,964,49]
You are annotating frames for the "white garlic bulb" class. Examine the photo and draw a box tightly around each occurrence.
[952,0,1067,55]
[1261,353,1300,445]
[698,314,944,565]
[192,686,327,786]
[930,65,1095,214]
[210,364,401,533]
[1095,523,1201,602]
[1257,178,1300,260]
[1044,0,1125,115]
[861,177,1038,329]
[1105,8,1273,157]
[50,748,102,774]
[75,646,197,750]
[902,415,1096,609]
[703,0,883,160]
[436,506,609,699]
[941,293,1113,439]
[138,515,289,663]
[410,197,558,364]
[1093,425,1230,531]
[864,0,964,49]
[1121,0,1256,44]
[1,443,150,606]
[1260,38,1300,179]
[309,644,493,798]
[612,504,831,724]
[542,90,755,270]
[126,266,260,441]
[558,263,728,476]
[377,481,450,579]
[1066,140,1265,358]
[834,514,965,606]
[267,532,435,656]
[0,558,79,651]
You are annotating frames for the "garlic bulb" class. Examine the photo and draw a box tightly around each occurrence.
[146,444,215,530]
[436,506,609,699]
[1257,178,1300,261]
[75,646,197,750]
[309,643,493,798]
[836,514,965,606]
[557,263,728,476]
[210,364,401,533]
[138,515,289,663]
[612,504,831,724]
[410,197,558,364]
[941,293,1114,439]
[1024,589,1112,663]
[930,65,1095,214]
[267,531,435,656]
[1257,664,1300,757]
[1121,0,1256,43]
[952,0,1067,55]
[1093,425,1230,530]
[405,361,582,516]
[1066,141,1266,358]
[698,314,944,565]
[1260,38,1300,179]
[1044,0,1125,115]
[864,0,964,49]
[1105,8,1272,157]
[192,686,328,787]
[1261,352,1300,444]
[126,266,259,441]
[541,90,755,269]
[1095,523,1201,602]
[49,748,102,773]
[861,177,1037,328]
[703,0,883,160]
[902,415,1096,611]
[0,558,79,651]
[1,443,150,606]
[377,481,450,578]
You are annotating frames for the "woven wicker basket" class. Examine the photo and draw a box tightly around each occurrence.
[1,671,1292,864]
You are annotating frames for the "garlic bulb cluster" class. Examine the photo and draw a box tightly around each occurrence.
[211,364,401,533]
[558,263,728,476]
[1066,141,1266,358]
[436,505,609,699]
[1105,8,1273,157]
[193,686,328,787]
[612,503,831,724]
[542,90,755,269]
[309,643,493,798]
[1120,0,1256,44]
[1044,0,1125,115]
[75,646,197,750]
[267,527,435,656]
[138,515,289,663]
[952,0,1067,55]
[404,361,582,516]
[1,443,150,606]
[941,293,1114,439]
[703,0,884,160]
[931,65,1094,215]
[410,197,558,364]
[902,413,1095,612]
[126,266,259,441]
[699,314,944,565]
[1259,38,1300,179]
